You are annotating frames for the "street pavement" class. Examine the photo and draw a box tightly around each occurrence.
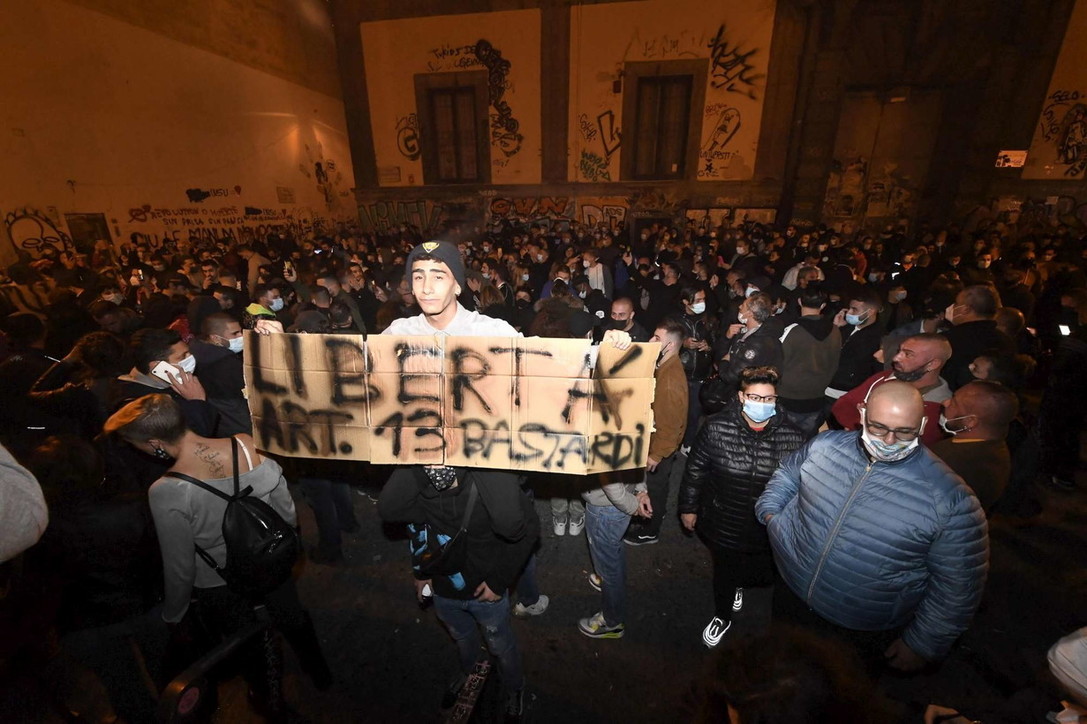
[260,463,1087,724]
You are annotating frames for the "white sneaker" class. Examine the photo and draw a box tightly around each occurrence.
[702,617,731,648]
[568,517,585,536]
[588,572,602,591]
[553,518,567,536]
[733,588,744,612]
[513,594,550,617]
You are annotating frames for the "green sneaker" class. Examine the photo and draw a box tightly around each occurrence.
[578,611,624,639]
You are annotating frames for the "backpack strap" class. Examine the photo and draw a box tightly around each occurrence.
[458,480,479,533]
[230,437,241,497]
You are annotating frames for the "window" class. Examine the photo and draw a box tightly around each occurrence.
[632,76,693,179]
[620,60,707,181]
[415,72,490,185]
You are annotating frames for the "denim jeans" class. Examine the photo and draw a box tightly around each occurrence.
[299,477,359,554]
[584,503,632,626]
[434,594,524,692]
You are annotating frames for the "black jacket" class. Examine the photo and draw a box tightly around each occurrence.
[678,401,804,552]
[378,467,539,600]
[719,323,784,388]
[827,322,883,393]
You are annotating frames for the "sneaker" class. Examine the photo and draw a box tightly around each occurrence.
[568,517,585,536]
[553,517,567,536]
[732,587,744,612]
[578,612,624,639]
[623,533,659,546]
[440,672,469,709]
[588,572,602,592]
[702,617,731,648]
[505,688,524,723]
[513,595,550,617]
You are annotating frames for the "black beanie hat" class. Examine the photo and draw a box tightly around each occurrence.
[404,241,466,289]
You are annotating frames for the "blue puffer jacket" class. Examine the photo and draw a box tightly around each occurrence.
[755,430,988,661]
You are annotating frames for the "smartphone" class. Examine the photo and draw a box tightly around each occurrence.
[1059,324,1071,336]
[150,361,182,384]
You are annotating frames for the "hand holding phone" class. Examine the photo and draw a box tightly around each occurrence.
[150,361,182,384]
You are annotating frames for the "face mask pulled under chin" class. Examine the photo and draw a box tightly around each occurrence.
[939,413,974,435]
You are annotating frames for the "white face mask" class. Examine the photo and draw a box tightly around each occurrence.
[583,260,592,268]
[690,301,706,315]
[578,290,587,299]
[860,411,920,462]
[521,273,530,281]
[227,336,244,354]
[939,413,975,435]
[177,354,197,375]
[745,286,758,298]
[537,253,545,262]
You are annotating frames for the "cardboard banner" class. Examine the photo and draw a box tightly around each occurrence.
[243,332,659,474]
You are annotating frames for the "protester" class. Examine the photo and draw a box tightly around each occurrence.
[679,366,803,648]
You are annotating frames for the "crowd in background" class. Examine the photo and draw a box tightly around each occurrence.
[0,212,1086,722]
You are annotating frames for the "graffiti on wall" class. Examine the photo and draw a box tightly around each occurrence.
[358,200,448,234]
[125,205,330,246]
[1037,91,1087,178]
[578,151,612,183]
[4,207,74,258]
[823,156,869,219]
[488,196,574,229]
[964,194,1087,234]
[699,103,743,178]
[396,114,422,161]
[707,24,764,100]
[474,39,524,158]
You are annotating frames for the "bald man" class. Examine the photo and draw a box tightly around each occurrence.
[931,381,1019,512]
[757,381,988,673]
[830,333,952,446]
[604,297,650,343]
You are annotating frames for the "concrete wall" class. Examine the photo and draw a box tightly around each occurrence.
[0,0,354,266]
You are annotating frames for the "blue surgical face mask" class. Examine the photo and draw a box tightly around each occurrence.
[845,310,868,326]
[743,399,775,423]
[227,336,244,354]
[269,297,285,312]
[860,412,918,461]
[690,301,706,315]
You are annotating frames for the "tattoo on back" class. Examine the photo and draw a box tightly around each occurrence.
[195,443,226,478]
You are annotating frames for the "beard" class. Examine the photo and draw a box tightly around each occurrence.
[893,364,928,383]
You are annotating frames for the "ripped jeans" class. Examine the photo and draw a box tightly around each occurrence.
[433,594,524,692]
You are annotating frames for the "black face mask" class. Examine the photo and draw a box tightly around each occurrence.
[424,466,457,491]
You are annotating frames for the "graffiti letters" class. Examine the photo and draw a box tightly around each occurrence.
[396,114,421,162]
[245,333,658,474]
[359,200,445,234]
[579,151,612,183]
[597,110,622,158]
[707,24,764,99]
[578,113,598,142]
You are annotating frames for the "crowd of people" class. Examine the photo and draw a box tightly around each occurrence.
[0,214,1086,723]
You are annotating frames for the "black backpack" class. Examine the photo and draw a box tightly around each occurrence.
[169,438,300,597]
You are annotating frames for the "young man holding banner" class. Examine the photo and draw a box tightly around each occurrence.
[378,240,634,721]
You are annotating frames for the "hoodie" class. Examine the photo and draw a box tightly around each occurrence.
[777,314,842,409]
[378,467,539,600]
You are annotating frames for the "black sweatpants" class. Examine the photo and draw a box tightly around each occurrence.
[706,545,774,621]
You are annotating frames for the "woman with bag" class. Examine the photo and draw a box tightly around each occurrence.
[678,367,804,650]
[104,394,331,716]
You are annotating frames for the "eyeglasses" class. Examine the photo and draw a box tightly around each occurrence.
[743,393,777,403]
[864,419,921,441]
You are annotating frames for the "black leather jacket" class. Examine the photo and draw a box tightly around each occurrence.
[678,401,804,552]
